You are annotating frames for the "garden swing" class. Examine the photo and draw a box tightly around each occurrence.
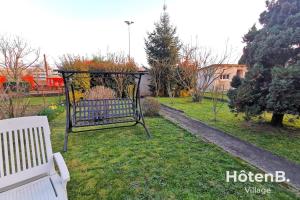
[57,69,151,151]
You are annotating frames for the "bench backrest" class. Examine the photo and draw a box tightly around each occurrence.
[0,116,54,189]
[73,98,136,126]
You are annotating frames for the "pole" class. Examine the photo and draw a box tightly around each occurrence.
[43,54,48,79]
[128,25,131,58]
[124,21,134,59]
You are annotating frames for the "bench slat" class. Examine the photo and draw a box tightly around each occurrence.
[14,130,20,173]
[29,128,37,167]
[35,127,42,165]
[38,127,46,164]
[0,132,3,177]
[24,128,32,169]
[34,127,41,166]
[20,130,26,171]
[9,131,16,174]
[3,132,9,176]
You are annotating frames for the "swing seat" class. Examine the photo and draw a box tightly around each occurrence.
[72,98,137,127]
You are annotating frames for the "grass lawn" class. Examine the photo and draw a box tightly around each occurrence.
[27,95,64,106]
[50,112,299,199]
[23,95,64,116]
[203,92,228,100]
[0,95,63,119]
[158,97,300,165]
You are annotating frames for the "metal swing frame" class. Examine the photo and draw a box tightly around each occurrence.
[57,69,151,152]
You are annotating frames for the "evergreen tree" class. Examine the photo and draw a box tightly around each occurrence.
[230,0,300,126]
[267,66,300,124]
[227,75,243,112]
[240,0,300,67]
[234,64,271,120]
[145,4,181,96]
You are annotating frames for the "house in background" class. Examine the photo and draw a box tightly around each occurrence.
[198,64,247,91]
[138,66,152,97]
[0,65,64,93]
[28,66,63,89]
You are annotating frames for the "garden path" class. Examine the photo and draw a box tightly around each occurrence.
[160,105,300,190]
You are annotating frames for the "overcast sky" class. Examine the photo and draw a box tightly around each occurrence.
[0,0,266,67]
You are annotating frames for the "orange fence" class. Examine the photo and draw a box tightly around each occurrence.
[0,75,64,90]
[46,77,64,87]
[21,75,35,89]
[0,76,6,87]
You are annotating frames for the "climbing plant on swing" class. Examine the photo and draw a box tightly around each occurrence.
[58,69,151,151]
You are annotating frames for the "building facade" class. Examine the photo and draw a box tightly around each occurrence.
[198,64,247,91]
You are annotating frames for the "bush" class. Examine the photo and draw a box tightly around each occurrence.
[0,89,30,119]
[141,97,160,117]
[38,105,64,121]
[84,86,116,100]
[192,93,202,102]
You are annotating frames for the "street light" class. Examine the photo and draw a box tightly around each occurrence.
[124,20,134,59]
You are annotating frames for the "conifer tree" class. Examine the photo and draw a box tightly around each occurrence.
[230,0,300,126]
[145,4,181,96]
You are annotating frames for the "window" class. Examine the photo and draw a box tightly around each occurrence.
[220,74,230,80]
[237,70,243,77]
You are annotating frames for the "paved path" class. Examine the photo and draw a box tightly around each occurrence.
[160,105,300,190]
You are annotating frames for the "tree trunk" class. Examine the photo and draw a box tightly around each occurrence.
[192,92,203,102]
[271,113,284,127]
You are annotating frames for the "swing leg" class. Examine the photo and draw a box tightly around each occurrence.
[139,115,151,138]
[63,128,70,152]
[140,122,151,138]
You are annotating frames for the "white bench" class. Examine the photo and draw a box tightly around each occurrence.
[0,116,70,200]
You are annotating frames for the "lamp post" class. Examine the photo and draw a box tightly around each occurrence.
[124,20,134,59]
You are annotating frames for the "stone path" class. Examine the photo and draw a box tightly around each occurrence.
[160,105,300,190]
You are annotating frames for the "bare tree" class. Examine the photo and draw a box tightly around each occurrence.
[149,59,168,97]
[176,44,198,92]
[149,64,162,97]
[0,86,30,119]
[211,85,225,122]
[177,42,233,102]
[0,35,40,81]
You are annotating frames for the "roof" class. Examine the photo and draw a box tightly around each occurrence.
[199,64,247,70]
[55,69,147,75]
[138,66,149,72]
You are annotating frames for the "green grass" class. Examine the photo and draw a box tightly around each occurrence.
[203,92,228,100]
[38,105,65,121]
[27,95,64,106]
[158,97,300,165]
[20,95,64,116]
[50,112,299,199]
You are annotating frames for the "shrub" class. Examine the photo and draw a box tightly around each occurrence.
[141,97,160,117]
[0,87,30,119]
[38,104,64,121]
[84,86,116,100]
[70,91,85,102]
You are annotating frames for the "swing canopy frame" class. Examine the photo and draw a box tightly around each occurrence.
[57,69,151,151]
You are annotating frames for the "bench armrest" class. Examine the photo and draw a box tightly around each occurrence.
[53,153,70,189]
